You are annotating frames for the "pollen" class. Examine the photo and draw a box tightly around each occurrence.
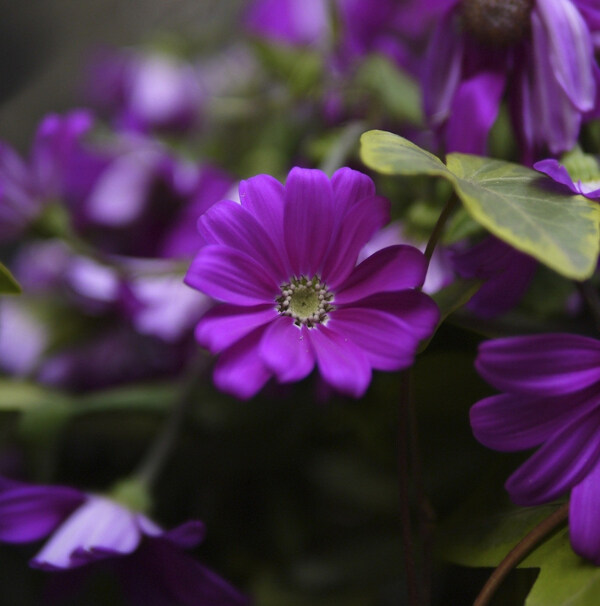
[276,275,334,327]
[461,0,534,47]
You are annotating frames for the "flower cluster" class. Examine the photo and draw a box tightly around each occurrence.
[3,0,600,603]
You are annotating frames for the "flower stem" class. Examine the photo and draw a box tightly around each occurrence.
[576,280,600,332]
[399,369,423,606]
[473,502,569,606]
[134,351,208,491]
[407,375,435,606]
[424,192,459,264]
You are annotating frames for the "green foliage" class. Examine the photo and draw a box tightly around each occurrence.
[360,130,600,280]
[522,529,600,606]
[0,263,21,294]
[436,474,600,606]
[252,41,323,96]
[353,55,422,125]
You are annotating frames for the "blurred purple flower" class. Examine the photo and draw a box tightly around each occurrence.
[0,478,250,605]
[87,49,203,133]
[244,0,331,46]
[535,156,600,199]
[421,0,600,156]
[0,110,92,241]
[185,167,439,399]
[244,0,440,73]
[61,132,234,339]
[452,236,537,318]
[471,333,600,564]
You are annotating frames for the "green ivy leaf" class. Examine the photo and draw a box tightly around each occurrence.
[0,263,21,294]
[446,154,600,281]
[360,130,600,280]
[360,130,451,178]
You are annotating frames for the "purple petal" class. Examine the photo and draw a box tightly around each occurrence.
[159,520,206,549]
[327,308,421,371]
[330,167,376,216]
[195,304,276,353]
[259,316,315,382]
[505,407,600,505]
[120,540,251,606]
[213,327,272,399]
[533,158,579,193]
[445,69,506,154]
[308,325,371,397]
[466,256,536,318]
[239,174,286,249]
[243,0,329,46]
[534,158,600,199]
[452,237,537,318]
[283,168,335,277]
[198,199,288,281]
[470,386,600,451]
[535,0,595,112]
[0,484,84,543]
[422,8,464,125]
[31,110,94,195]
[321,196,390,288]
[31,497,141,570]
[86,146,162,226]
[335,245,427,304]
[341,291,440,341]
[570,456,600,565]
[185,245,279,306]
[128,274,210,343]
[476,334,600,396]
[531,10,582,154]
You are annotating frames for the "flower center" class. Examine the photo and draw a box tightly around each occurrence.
[276,275,334,328]
[461,0,534,47]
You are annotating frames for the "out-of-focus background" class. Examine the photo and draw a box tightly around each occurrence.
[0,0,243,144]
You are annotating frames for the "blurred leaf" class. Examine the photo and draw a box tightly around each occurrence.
[253,41,323,95]
[446,154,600,281]
[432,278,481,325]
[442,206,483,244]
[74,383,174,415]
[354,55,422,124]
[0,379,61,411]
[437,479,561,568]
[0,262,20,294]
[360,130,600,280]
[419,279,482,353]
[522,529,600,606]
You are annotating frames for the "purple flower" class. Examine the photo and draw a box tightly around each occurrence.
[471,334,600,565]
[243,0,331,46]
[451,236,537,318]
[471,333,600,564]
[0,478,250,605]
[421,0,600,156]
[185,167,439,399]
[86,48,203,133]
[534,154,600,199]
[243,0,439,74]
[0,110,92,241]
